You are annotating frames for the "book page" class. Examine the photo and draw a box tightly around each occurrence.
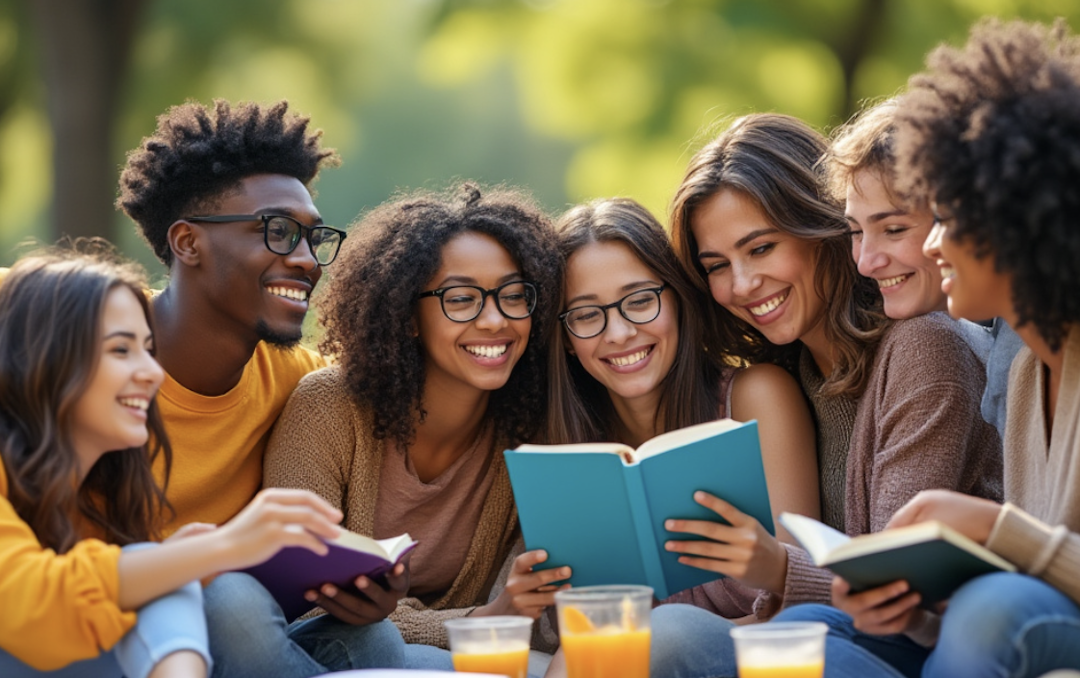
[779,512,852,565]
[633,418,743,462]
[333,530,414,560]
[515,442,637,464]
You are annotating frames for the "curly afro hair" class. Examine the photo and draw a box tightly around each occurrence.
[896,18,1080,350]
[117,99,340,266]
[319,182,561,449]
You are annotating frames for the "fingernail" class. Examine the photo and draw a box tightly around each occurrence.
[665,542,674,551]
[357,577,369,589]
[561,568,571,577]
[538,550,547,560]
[694,491,705,501]
[322,584,337,597]
[304,591,317,602]
[665,520,675,530]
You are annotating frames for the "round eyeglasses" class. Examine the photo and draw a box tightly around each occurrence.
[559,284,666,339]
[417,281,538,323]
[184,214,347,266]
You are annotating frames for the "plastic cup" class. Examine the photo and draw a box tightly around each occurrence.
[554,585,652,678]
[729,621,828,678]
[443,616,533,678]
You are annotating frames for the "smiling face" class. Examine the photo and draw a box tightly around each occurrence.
[70,286,166,476]
[922,219,1013,324]
[563,240,678,408]
[690,188,827,350]
[191,173,324,347]
[846,170,945,319]
[415,231,532,396]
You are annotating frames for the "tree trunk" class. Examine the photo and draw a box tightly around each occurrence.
[28,0,146,243]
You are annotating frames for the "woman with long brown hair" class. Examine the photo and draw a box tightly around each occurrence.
[0,248,346,678]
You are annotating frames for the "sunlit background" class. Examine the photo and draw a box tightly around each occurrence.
[1,0,1076,279]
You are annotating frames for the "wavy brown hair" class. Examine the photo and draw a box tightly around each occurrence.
[546,198,725,444]
[670,113,888,398]
[896,18,1080,351]
[0,245,172,553]
[318,182,561,448]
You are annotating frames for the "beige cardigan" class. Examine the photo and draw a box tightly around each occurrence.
[264,366,519,648]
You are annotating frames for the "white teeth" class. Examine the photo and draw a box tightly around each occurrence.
[877,274,910,289]
[118,397,149,411]
[267,286,309,301]
[608,348,650,367]
[941,267,955,279]
[464,344,508,359]
[748,291,787,317]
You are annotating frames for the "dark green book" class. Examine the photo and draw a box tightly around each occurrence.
[780,512,1016,605]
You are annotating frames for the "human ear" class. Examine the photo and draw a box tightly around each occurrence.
[168,220,201,267]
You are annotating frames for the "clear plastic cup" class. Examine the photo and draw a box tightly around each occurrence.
[729,621,828,678]
[443,616,533,678]
[554,585,653,678]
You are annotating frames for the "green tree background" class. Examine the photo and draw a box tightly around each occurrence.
[0,0,1076,276]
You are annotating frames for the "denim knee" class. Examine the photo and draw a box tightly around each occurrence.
[649,603,738,678]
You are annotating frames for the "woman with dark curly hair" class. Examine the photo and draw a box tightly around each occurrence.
[265,182,563,672]
[777,18,1080,678]
[651,112,1001,677]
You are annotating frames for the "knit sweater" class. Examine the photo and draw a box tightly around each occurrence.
[264,366,519,648]
[984,324,1080,603]
[754,313,1004,617]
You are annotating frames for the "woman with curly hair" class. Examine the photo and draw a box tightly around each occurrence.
[780,18,1080,678]
[0,248,346,678]
[265,182,563,672]
[648,112,1001,676]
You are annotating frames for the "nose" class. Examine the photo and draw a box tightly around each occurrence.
[473,294,508,332]
[730,261,761,299]
[284,234,321,276]
[138,352,166,390]
[602,308,637,344]
[923,221,945,259]
[856,232,887,277]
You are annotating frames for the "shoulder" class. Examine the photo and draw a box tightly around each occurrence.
[250,343,327,392]
[731,363,806,418]
[289,364,351,403]
[877,313,981,372]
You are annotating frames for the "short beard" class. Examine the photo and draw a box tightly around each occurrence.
[256,319,302,349]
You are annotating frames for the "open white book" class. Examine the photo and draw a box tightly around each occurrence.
[780,512,1015,604]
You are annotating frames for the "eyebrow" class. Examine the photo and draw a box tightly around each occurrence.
[697,227,777,260]
[255,207,325,226]
[565,279,660,307]
[434,271,523,288]
[846,208,908,226]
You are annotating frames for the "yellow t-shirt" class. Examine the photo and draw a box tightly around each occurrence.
[154,342,325,534]
[0,464,134,670]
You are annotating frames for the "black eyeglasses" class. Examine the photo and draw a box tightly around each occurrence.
[417,281,538,323]
[559,284,666,339]
[184,214,347,266]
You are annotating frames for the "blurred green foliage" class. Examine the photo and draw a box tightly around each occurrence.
[0,0,1077,273]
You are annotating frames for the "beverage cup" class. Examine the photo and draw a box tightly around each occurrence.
[554,584,652,678]
[443,616,533,678]
[729,621,828,678]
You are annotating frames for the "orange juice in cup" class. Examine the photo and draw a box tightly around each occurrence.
[555,585,653,678]
[730,622,827,678]
[444,616,532,678]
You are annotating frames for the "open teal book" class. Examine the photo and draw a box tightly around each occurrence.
[780,512,1016,605]
[504,418,773,600]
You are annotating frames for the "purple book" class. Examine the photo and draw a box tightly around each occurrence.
[243,531,417,622]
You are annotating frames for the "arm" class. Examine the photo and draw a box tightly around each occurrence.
[663,363,821,610]
[264,368,408,625]
[0,488,341,671]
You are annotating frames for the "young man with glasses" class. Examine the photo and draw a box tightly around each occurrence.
[117,99,408,678]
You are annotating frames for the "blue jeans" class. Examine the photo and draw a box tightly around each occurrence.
[204,572,439,678]
[775,573,1080,678]
[0,545,210,678]
[648,603,739,678]
[773,604,925,678]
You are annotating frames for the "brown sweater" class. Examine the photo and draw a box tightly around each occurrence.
[751,313,1003,617]
[263,366,519,648]
[985,324,1080,603]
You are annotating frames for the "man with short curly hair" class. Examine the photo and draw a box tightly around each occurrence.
[118,99,410,678]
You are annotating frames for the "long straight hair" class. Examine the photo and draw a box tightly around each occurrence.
[670,113,888,398]
[546,198,724,444]
[0,249,172,552]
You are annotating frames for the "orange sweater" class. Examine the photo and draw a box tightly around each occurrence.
[0,464,134,670]
[153,341,324,534]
